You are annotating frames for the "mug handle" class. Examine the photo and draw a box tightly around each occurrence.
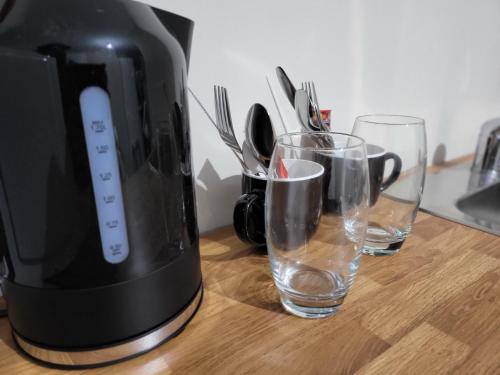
[233,192,266,247]
[380,152,402,191]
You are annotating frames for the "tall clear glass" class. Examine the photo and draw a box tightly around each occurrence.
[265,132,369,318]
[352,114,427,255]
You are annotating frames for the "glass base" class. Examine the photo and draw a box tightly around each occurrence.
[272,263,354,319]
[362,238,405,256]
[281,298,339,318]
[362,225,407,256]
[278,289,345,319]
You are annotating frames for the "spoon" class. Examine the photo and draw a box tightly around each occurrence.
[276,66,296,108]
[245,103,275,169]
[242,141,266,175]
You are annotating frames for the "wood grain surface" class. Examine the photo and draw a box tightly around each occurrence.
[0,211,499,374]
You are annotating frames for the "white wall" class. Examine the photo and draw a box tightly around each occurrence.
[143,0,500,233]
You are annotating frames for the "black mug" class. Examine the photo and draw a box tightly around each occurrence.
[316,153,366,214]
[315,144,402,214]
[233,159,325,249]
[233,171,267,247]
[366,144,402,206]
[266,159,324,250]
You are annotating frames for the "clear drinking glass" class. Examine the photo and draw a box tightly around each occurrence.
[352,114,427,256]
[265,132,369,318]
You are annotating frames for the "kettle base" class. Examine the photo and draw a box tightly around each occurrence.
[13,285,203,368]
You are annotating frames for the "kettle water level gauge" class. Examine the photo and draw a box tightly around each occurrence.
[79,86,129,264]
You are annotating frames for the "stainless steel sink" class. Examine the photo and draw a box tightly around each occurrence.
[421,119,500,236]
[420,160,500,236]
[456,182,500,227]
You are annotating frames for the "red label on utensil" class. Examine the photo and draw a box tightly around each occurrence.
[320,109,331,129]
[277,155,289,178]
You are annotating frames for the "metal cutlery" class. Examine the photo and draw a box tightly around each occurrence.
[276,66,297,108]
[274,68,330,133]
[242,141,266,175]
[213,85,247,170]
[303,81,319,109]
[295,88,325,132]
[245,103,275,170]
[301,81,329,131]
[265,75,288,135]
[295,87,334,147]
[294,89,314,131]
[188,87,217,127]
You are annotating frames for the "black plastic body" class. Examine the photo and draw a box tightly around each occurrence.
[0,0,201,348]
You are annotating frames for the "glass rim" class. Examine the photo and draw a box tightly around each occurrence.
[355,114,424,126]
[276,131,366,151]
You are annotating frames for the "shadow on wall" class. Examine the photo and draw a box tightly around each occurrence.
[195,159,241,233]
[432,143,447,165]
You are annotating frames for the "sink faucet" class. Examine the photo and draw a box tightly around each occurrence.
[481,127,500,171]
[471,118,500,189]
[420,119,500,236]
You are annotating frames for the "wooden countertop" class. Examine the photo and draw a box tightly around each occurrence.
[0,211,499,374]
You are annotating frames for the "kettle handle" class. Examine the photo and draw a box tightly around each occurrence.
[0,0,14,23]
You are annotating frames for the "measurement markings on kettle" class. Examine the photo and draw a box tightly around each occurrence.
[96,144,109,154]
[80,86,130,264]
[99,172,112,181]
[103,194,116,204]
[106,219,119,229]
[91,120,106,133]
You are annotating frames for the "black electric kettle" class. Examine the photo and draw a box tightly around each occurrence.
[0,0,202,367]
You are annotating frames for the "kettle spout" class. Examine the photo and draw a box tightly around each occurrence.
[152,8,194,70]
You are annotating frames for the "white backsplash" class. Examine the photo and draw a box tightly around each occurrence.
[143,0,500,232]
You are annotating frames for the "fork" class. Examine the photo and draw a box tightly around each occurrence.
[213,85,247,169]
[301,81,329,132]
